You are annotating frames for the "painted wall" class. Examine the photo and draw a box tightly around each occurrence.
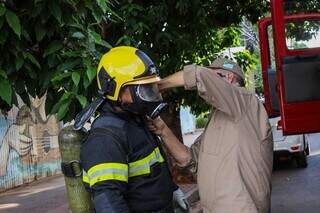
[0,96,61,192]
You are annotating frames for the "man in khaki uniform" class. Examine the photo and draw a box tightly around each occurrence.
[147,58,273,213]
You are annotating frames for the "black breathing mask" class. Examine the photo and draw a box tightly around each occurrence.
[121,84,167,119]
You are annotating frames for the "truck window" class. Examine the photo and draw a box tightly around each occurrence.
[267,25,276,69]
[285,20,320,50]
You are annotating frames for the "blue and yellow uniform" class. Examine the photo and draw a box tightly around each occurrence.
[80,104,176,213]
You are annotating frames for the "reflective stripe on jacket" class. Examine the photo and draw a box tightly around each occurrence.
[82,147,165,186]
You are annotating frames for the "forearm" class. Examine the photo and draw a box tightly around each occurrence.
[160,126,191,167]
[159,71,185,90]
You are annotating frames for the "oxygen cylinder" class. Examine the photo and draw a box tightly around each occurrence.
[58,126,93,213]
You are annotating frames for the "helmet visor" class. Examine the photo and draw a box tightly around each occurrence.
[136,84,163,102]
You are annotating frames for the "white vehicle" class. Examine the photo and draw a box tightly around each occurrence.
[269,117,309,168]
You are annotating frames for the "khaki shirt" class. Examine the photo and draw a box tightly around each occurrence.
[182,65,273,213]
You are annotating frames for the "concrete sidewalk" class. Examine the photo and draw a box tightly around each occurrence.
[0,174,69,213]
[0,174,201,213]
[0,132,203,213]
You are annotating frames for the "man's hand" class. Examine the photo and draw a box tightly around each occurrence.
[146,116,192,168]
[146,116,167,136]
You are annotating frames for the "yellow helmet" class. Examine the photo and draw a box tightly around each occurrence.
[97,46,160,101]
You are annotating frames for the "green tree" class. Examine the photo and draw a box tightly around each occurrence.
[0,0,116,120]
[0,0,269,123]
[105,0,268,116]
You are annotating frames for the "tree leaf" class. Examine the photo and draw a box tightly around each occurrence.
[51,72,72,83]
[72,72,80,86]
[57,99,71,120]
[44,40,63,56]
[35,24,46,41]
[97,0,108,13]
[63,51,82,57]
[26,66,37,79]
[76,95,87,108]
[5,10,21,37]
[48,55,59,68]
[25,53,41,68]
[0,18,4,29]
[0,77,12,105]
[49,1,62,23]
[22,28,32,41]
[89,30,112,48]
[86,66,96,82]
[84,58,96,82]
[92,7,103,23]
[72,32,85,39]
[0,30,7,44]
[83,75,90,89]
[0,69,7,78]
[51,92,71,113]
[15,57,24,70]
[57,59,81,72]
[0,3,6,16]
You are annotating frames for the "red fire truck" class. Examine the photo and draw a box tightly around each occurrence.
[259,0,320,135]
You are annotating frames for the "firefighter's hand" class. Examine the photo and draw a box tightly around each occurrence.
[173,188,190,211]
[146,116,167,136]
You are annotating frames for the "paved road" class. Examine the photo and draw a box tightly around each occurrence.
[271,155,320,213]
[1,133,320,213]
[0,174,67,213]
[2,156,320,213]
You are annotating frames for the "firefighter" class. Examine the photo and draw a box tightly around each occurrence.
[147,58,273,213]
[75,46,187,213]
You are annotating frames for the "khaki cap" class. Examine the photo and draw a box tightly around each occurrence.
[207,57,245,81]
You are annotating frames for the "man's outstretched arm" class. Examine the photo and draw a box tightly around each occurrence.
[158,71,185,91]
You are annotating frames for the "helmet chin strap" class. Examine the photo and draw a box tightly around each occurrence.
[73,96,106,130]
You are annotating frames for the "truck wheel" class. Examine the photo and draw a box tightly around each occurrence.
[305,145,310,156]
[303,135,310,156]
[296,152,308,168]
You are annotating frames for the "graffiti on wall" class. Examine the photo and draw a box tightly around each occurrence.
[0,95,61,191]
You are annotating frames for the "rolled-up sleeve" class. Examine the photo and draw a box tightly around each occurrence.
[183,64,198,90]
[177,134,202,175]
[183,64,250,119]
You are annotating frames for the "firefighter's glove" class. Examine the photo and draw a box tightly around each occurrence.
[173,188,190,211]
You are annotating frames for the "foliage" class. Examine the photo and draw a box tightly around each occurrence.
[284,0,320,15]
[0,0,115,120]
[195,111,210,128]
[196,116,207,129]
[98,0,270,116]
[0,0,270,120]
[286,20,320,42]
[283,0,320,42]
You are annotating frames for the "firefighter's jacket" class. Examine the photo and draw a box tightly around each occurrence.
[80,105,176,213]
[182,65,273,213]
